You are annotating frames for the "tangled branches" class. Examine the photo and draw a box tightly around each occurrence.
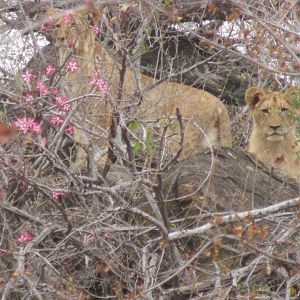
[1,1,300,299]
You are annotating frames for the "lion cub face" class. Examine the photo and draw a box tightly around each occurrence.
[245,87,300,142]
[46,8,100,53]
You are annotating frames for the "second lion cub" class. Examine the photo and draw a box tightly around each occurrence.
[246,86,300,179]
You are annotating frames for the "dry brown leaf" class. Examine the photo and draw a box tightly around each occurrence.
[0,122,17,145]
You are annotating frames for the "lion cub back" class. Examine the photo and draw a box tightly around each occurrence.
[135,80,232,159]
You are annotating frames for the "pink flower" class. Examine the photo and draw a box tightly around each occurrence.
[63,10,74,24]
[52,191,66,200]
[57,102,71,112]
[22,69,33,82]
[49,115,64,126]
[91,24,100,35]
[45,64,55,76]
[51,88,60,95]
[66,61,79,72]
[40,89,48,96]
[15,117,42,134]
[24,92,34,103]
[86,234,96,243]
[55,95,71,112]
[36,80,48,96]
[64,124,74,134]
[49,115,73,134]
[95,67,102,74]
[56,95,68,102]
[90,77,109,95]
[17,231,33,244]
[36,80,46,89]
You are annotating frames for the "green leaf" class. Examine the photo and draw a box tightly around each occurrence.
[15,72,23,92]
[129,120,140,130]
[169,120,180,133]
[132,141,142,153]
[146,26,154,36]
[145,137,154,155]
[290,287,296,297]
[140,40,146,52]
[131,40,147,56]
[120,3,131,12]
[291,96,300,109]
[131,47,137,56]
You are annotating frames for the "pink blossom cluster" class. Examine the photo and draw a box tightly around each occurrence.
[48,88,74,134]
[64,125,74,134]
[24,92,34,103]
[52,191,66,200]
[49,115,64,126]
[15,117,42,134]
[90,70,110,95]
[51,88,60,95]
[55,95,71,112]
[17,231,33,244]
[48,88,73,134]
[36,80,49,96]
[49,115,74,135]
[90,77,109,95]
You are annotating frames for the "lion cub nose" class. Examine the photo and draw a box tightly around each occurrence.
[269,125,281,130]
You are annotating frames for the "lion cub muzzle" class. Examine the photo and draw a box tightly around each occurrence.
[265,122,288,141]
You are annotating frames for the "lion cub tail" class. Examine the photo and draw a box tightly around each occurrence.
[217,104,232,147]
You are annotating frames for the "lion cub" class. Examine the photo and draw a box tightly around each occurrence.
[245,87,300,179]
[46,7,233,164]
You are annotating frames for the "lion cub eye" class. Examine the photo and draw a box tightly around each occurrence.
[261,109,269,114]
[281,108,288,112]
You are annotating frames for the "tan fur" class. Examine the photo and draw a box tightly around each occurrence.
[46,6,232,166]
[246,87,300,179]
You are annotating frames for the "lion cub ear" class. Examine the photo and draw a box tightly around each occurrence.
[45,8,62,20]
[84,1,102,24]
[245,87,266,111]
[285,87,300,100]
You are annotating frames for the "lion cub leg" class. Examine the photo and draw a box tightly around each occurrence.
[216,105,232,147]
[199,127,219,149]
[71,127,89,172]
